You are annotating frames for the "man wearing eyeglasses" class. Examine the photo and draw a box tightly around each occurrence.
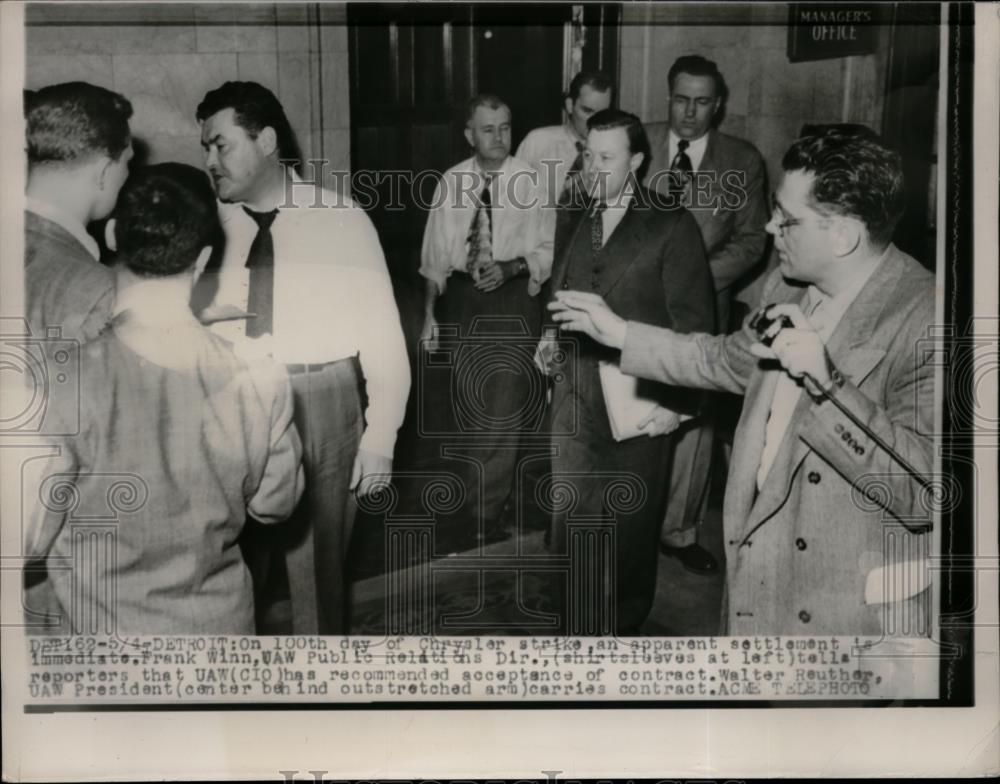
[549,129,936,636]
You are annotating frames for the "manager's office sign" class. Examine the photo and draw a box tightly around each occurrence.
[787,3,885,62]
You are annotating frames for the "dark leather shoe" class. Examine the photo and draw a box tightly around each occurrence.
[660,543,719,575]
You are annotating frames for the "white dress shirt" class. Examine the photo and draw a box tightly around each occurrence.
[419,155,554,296]
[200,180,410,459]
[515,123,583,205]
[26,196,101,260]
[757,253,886,488]
[666,129,710,173]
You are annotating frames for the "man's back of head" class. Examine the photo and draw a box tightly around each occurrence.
[25,81,134,222]
[112,162,222,279]
[26,81,133,169]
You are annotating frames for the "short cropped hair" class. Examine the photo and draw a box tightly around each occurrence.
[588,109,650,159]
[782,127,905,248]
[567,70,614,103]
[196,81,300,164]
[466,93,510,126]
[26,82,133,167]
[667,54,727,102]
[587,108,651,182]
[113,163,221,278]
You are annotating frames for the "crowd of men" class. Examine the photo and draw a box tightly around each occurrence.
[22,53,935,638]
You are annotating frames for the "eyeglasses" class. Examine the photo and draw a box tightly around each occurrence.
[770,193,802,237]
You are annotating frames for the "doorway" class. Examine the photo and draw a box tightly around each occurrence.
[345,2,620,586]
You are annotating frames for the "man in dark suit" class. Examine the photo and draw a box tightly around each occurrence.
[25,82,134,342]
[643,55,770,576]
[550,128,936,637]
[542,109,715,635]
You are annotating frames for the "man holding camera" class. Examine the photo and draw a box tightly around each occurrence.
[549,129,935,636]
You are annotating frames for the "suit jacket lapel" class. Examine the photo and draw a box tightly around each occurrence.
[741,249,905,537]
[688,130,717,232]
[598,202,650,297]
[725,365,781,535]
[551,207,589,292]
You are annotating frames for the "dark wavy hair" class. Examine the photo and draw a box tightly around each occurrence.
[783,127,905,248]
[587,108,651,180]
[567,70,614,102]
[26,81,133,167]
[667,54,728,104]
[113,163,221,278]
[196,81,301,167]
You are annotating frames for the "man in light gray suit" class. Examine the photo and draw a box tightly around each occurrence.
[643,55,770,575]
[22,82,133,631]
[550,128,936,636]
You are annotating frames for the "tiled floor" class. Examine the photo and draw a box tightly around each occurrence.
[346,467,727,637]
[259,448,729,637]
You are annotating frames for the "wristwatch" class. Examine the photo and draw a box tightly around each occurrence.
[506,259,528,278]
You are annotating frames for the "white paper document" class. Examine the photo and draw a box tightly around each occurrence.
[598,360,693,441]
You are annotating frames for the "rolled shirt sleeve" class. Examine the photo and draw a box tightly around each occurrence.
[419,176,453,294]
[419,156,553,297]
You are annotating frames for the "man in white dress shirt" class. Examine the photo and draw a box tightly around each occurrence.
[419,94,553,542]
[193,81,410,634]
[516,71,614,210]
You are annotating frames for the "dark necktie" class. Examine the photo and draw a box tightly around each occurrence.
[590,202,607,253]
[467,177,493,274]
[559,141,586,206]
[243,207,279,338]
[670,138,693,195]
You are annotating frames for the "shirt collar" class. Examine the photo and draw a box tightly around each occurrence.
[563,120,585,148]
[221,168,299,217]
[472,155,511,180]
[26,196,101,261]
[594,189,635,214]
[668,128,709,155]
[806,247,889,323]
[112,278,200,326]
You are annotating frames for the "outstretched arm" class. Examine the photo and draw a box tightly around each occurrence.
[548,290,759,395]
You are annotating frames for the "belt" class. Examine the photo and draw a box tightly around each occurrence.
[285,357,351,375]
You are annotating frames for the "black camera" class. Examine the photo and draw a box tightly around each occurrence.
[749,305,794,347]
